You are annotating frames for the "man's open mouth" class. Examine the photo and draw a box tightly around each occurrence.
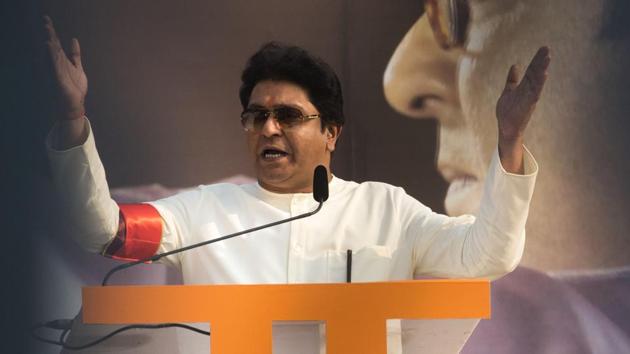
[261,148,289,160]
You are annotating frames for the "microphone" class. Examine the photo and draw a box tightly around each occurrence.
[313,165,329,202]
[102,165,330,285]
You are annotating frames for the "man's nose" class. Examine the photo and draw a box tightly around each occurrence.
[383,15,460,121]
[259,114,283,137]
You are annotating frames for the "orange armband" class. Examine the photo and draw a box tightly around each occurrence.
[103,204,162,261]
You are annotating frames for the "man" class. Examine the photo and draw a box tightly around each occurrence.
[44,11,546,353]
[384,0,630,352]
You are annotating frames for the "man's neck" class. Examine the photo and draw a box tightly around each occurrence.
[257,173,333,194]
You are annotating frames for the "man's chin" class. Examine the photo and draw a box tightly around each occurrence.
[444,179,483,216]
[258,171,289,184]
[256,166,293,189]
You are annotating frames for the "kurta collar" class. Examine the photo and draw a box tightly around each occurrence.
[248,176,345,211]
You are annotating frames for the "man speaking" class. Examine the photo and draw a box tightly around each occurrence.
[44,15,548,354]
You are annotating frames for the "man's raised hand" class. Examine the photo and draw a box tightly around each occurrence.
[494,46,550,173]
[44,15,87,121]
[496,46,551,143]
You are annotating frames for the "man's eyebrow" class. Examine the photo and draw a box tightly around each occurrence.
[247,103,306,111]
[280,103,306,111]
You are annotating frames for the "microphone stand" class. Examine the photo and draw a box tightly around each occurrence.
[102,201,323,286]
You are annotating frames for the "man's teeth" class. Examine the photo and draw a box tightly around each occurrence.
[263,150,287,158]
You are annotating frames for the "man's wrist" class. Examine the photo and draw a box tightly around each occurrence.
[55,115,88,150]
[60,104,86,121]
[498,135,525,174]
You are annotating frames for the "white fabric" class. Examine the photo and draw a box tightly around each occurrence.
[46,119,119,254]
[46,117,538,353]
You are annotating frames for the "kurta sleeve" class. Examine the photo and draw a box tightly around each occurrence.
[409,146,538,279]
[46,117,179,268]
[145,188,204,269]
[46,117,120,254]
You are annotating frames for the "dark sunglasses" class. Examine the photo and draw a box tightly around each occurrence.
[240,106,320,132]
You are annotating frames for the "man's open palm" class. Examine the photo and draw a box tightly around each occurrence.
[45,15,87,120]
[496,46,551,141]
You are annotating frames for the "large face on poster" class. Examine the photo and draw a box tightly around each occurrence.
[385,0,630,271]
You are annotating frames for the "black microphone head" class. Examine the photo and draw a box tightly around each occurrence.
[313,165,329,202]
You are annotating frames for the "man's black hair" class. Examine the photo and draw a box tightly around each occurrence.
[239,42,345,129]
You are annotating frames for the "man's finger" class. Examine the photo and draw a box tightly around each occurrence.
[46,38,65,65]
[503,64,522,91]
[530,46,551,70]
[47,41,67,83]
[526,48,550,85]
[43,16,62,47]
[44,16,72,75]
[71,38,82,69]
[44,20,68,69]
[519,46,550,102]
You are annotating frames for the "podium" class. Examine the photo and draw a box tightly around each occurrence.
[82,280,489,354]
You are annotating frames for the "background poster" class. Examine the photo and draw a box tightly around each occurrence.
[7,0,629,353]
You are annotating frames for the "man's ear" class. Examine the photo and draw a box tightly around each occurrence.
[325,125,342,152]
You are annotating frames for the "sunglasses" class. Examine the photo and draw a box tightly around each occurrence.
[424,0,470,50]
[240,106,320,132]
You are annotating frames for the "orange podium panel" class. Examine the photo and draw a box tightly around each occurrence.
[83,280,489,354]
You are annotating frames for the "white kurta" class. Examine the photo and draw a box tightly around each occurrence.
[47,118,538,353]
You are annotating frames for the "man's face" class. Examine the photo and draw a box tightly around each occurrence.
[246,80,339,193]
[385,0,630,270]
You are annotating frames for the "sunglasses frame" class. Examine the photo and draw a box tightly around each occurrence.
[240,106,320,132]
